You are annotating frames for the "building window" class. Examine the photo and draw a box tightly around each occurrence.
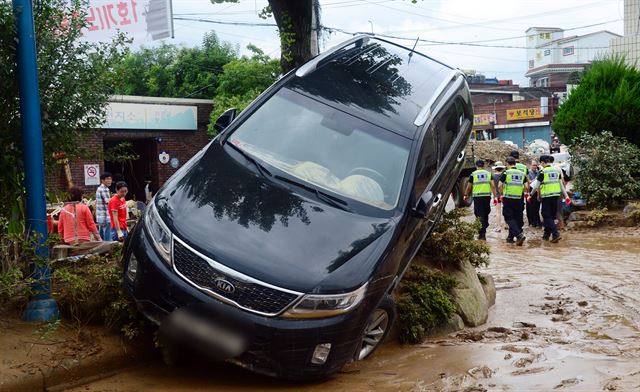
[539,32,551,40]
[529,60,535,69]
[528,35,534,41]
[544,49,551,56]
[563,46,574,56]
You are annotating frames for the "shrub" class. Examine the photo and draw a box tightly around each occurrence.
[553,57,640,146]
[417,208,490,269]
[50,245,148,338]
[584,207,609,227]
[396,265,457,344]
[572,131,640,207]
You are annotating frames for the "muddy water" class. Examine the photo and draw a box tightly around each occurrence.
[71,226,640,392]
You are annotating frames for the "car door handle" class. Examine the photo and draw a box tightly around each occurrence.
[432,193,442,207]
[457,149,465,162]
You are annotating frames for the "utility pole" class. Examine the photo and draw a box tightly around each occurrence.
[13,0,59,322]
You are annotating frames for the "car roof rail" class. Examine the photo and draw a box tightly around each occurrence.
[413,69,464,127]
[295,35,371,78]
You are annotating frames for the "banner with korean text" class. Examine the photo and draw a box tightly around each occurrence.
[80,0,173,43]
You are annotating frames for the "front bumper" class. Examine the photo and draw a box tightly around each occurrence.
[123,224,372,380]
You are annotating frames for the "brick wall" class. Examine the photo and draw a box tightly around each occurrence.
[473,98,557,126]
[47,102,213,198]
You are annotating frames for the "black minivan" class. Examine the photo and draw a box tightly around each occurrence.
[123,36,473,380]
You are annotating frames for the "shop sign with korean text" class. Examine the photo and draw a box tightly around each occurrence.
[507,107,544,121]
[100,102,197,130]
[80,0,173,44]
[473,113,495,127]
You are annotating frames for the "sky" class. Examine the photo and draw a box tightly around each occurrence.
[163,0,624,86]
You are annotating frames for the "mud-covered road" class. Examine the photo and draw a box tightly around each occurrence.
[71,226,640,392]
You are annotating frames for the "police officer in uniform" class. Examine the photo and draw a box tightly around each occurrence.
[510,150,528,229]
[464,160,498,240]
[499,157,529,245]
[536,155,563,242]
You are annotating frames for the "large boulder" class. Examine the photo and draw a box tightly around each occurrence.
[479,273,496,307]
[428,313,465,337]
[449,260,489,327]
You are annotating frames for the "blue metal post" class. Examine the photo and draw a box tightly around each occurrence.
[13,0,59,322]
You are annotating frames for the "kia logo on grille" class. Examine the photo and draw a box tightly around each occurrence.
[214,278,235,294]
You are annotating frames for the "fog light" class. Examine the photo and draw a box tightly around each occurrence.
[311,343,332,365]
[126,255,138,283]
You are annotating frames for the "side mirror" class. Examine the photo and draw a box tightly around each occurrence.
[412,190,433,218]
[214,108,237,134]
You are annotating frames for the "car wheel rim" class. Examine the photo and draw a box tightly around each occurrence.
[358,309,389,360]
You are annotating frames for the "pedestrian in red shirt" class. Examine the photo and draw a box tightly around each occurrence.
[108,181,129,241]
[58,187,101,244]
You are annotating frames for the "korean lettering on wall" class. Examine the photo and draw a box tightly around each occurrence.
[506,107,544,121]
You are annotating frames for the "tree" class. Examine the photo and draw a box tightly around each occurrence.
[0,0,127,218]
[114,32,237,99]
[553,57,640,146]
[572,131,640,207]
[211,0,317,73]
[208,46,280,136]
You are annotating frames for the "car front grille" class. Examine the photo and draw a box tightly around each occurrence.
[172,239,301,316]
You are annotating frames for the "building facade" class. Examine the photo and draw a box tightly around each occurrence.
[525,27,620,89]
[47,96,213,202]
[472,97,558,148]
[610,0,640,67]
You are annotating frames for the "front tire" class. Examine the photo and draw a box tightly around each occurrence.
[356,295,396,361]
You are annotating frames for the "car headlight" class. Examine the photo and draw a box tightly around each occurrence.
[145,201,172,265]
[282,283,368,319]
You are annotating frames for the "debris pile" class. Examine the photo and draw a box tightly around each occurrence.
[466,140,534,165]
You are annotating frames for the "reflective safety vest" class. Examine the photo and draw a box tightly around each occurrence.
[471,169,492,197]
[540,166,562,198]
[515,162,528,176]
[503,168,525,199]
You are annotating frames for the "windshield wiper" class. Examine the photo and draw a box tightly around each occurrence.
[226,141,272,178]
[274,175,351,212]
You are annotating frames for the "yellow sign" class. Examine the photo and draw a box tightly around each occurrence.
[473,113,494,126]
[507,107,543,121]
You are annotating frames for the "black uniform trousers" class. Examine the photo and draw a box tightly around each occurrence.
[473,196,491,237]
[502,197,523,239]
[541,196,560,238]
[526,196,542,226]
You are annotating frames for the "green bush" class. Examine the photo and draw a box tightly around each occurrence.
[553,57,640,146]
[396,265,457,344]
[572,131,640,207]
[417,208,490,269]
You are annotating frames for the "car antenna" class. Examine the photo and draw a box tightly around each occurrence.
[408,37,419,64]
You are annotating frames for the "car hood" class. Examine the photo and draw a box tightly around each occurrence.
[155,142,396,293]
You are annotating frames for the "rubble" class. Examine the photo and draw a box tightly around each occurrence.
[466,140,535,165]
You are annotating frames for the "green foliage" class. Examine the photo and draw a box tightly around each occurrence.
[113,32,237,99]
[572,131,640,207]
[396,265,458,344]
[208,49,280,137]
[554,57,640,146]
[417,208,490,269]
[103,142,140,163]
[584,207,609,227]
[0,0,127,222]
[50,245,148,337]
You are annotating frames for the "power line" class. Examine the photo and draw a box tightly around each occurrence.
[172,15,617,50]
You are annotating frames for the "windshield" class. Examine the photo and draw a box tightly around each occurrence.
[227,88,412,210]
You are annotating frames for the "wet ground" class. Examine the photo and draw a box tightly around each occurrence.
[70,225,640,392]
